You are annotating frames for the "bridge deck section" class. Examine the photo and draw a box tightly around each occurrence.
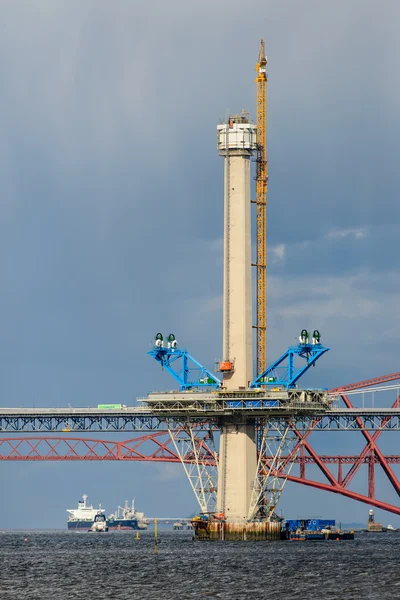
[0,406,398,432]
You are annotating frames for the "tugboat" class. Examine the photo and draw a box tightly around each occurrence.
[89,513,108,532]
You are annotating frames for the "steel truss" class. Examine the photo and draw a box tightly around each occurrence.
[0,372,398,515]
[265,415,400,515]
[269,374,400,515]
[167,426,218,513]
[248,419,303,521]
[250,342,329,389]
[0,411,398,432]
[0,430,397,515]
[0,436,397,468]
[147,346,221,390]
[0,431,398,515]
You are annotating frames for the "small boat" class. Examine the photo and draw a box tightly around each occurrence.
[89,513,108,532]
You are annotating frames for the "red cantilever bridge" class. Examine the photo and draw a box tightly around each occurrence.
[0,372,399,516]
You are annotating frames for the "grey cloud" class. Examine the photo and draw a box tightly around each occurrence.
[0,0,399,527]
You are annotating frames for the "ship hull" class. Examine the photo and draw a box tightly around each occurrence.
[68,519,146,531]
[290,531,355,541]
[108,519,147,531]
[68,521,94,530]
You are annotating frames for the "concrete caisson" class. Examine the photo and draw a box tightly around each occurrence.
[192,519,282,541]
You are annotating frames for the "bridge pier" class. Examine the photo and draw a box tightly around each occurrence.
[193,519,282,541]
[216,420,257,521]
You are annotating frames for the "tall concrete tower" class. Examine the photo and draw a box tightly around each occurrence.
[217,114,257,390]
[216,114,258,522]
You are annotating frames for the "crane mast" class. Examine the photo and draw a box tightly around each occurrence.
[254,39,268,376]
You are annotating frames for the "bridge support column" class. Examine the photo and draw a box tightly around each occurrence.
[216,420,257,521]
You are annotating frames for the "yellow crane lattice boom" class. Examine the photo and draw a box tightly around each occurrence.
[254,39,268,376]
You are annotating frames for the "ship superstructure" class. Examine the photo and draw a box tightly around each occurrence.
[67,494,105,530]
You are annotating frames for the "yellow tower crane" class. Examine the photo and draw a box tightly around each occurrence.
[254,39,268,376]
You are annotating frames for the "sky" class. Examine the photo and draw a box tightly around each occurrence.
[0,0,398,528]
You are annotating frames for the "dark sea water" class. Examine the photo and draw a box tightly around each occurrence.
[0,530,399,600]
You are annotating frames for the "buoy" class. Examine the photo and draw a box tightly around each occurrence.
[24,538,28,542]
[135,532,140,540]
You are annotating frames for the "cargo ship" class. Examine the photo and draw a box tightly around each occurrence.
[67,495,105,530]
[67,495,149,531]
[107,500,149,531]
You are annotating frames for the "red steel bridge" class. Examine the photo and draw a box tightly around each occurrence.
[0,372,399,516]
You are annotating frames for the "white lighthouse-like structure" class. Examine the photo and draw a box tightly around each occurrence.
[217,113,257,390]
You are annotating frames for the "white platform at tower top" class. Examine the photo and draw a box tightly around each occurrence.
[217,119,257,152]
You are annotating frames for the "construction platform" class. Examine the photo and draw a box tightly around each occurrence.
[140,388,329,415]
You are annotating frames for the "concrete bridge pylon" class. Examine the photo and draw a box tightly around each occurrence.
[215,114,259,523]
[216,421,257,521]
[217,114,256,391]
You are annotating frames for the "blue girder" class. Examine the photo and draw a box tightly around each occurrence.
[148,347,221,391]
[250,343,329,389]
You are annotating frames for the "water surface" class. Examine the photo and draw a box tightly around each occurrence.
[0,530,399,599]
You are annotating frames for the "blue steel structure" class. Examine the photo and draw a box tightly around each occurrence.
[284,519,335,532]
[250,341,329,389]
[148,345,221,391]
[149,331,328,391]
